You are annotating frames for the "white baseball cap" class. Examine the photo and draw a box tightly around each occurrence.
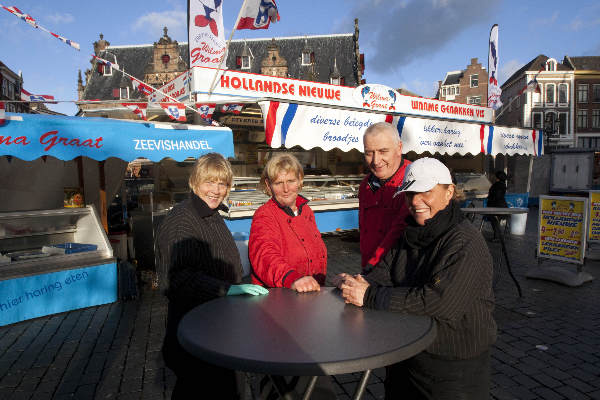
[396,158,453,194]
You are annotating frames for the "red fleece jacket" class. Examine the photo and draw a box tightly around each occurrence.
[249,196,327,288]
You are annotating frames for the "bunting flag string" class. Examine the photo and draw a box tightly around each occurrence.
[0,4,80,50]
[92,55,203,119]
[221,103,244,114]
[160,103,187,122]
[196,103,217,120]
[121,102,148,121]
[21,88,56,103]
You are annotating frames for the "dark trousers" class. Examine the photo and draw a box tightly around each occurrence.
[385,350,491,400]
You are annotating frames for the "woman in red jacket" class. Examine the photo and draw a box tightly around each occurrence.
[249,153,327,292]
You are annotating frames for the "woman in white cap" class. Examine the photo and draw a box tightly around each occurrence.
[337,157,496,400]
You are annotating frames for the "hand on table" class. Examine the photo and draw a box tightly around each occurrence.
[332,273,351,289]
[340,274,369,307]
[291,276,321,292]
[227,284,269,296]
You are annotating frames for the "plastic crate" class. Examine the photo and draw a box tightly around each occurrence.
[53,243,98,254]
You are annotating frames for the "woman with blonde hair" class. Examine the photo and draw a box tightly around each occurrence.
[249,153,327,292]
[156,152,267,399]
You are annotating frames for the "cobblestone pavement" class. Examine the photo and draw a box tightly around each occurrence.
[1,208,600,399]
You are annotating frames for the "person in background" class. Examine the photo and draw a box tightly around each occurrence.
[338,158,496,400]
[359,122,411,270]
[487,170,508,208]
[249,153,327,292]
[156,153,268,400]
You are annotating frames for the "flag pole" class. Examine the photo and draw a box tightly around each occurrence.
[207,0,248,97]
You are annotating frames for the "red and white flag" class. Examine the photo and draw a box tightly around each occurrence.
[121,103,148,120]
[196,103,217,120]
[0,102,5,126]
[160,103,186,121]
[21,88,56,103]
[221,103,244,114]
[130,77,155,97]
[237,0,280,30]
[188,0,226,69]
[519,67,544,96]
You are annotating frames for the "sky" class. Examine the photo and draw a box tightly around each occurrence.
[1,0,599,116]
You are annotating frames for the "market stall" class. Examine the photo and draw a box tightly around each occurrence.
[0,112,234,326]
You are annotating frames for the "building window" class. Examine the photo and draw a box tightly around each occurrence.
[456,86,459,95]
[558,112,568,135]
[546,59,556,71]
[302,51,312,65]
[516,96,521,107]
[578,109,588,128]
[467,96,481,105]
[558,83,568,105]
[578,84,588,103]
[532,112,543,129]
[103,64,112,76]
[449,87,455,95]
[470,74,478,88]
[120,87,129,99]
[593,110,600,128]
[241,56,250,69]
[593,84,600,102]
[330,77,340,85]
[442,88,446,96]
[1,78,7,96]
[545,83,555,105]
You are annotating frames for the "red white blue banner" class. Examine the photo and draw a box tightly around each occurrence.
[188,0,226,69]
[21,89,56,103]
[193,66,493,123]
[258,101,393,151]
[196,103,217,120]
[258,101,542,156]
[0,113,234,161]
[487,24,502,110]
[236,0,280,30]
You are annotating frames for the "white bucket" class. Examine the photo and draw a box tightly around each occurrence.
[232,232,251,277]
[510,213,527,235]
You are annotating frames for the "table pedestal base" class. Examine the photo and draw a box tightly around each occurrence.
[526,266,594,287]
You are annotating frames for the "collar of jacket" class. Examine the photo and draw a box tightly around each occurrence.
[191,192,229,217]
[367,158,405,192]
[404,201,463,249]
[272,194,309,217]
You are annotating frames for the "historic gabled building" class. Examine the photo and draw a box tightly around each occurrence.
[437,58,488,105]
[497,55,574,149]
[0,60,27,113]
[563,56,600,149]
[78,24,364,122]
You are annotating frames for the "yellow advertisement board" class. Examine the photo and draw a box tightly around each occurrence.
[538,196,587,264]
[588,191,600,242]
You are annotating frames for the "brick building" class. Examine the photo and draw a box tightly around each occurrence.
[0,61,27,113]
[437,57,488,105]
[563,56,600,149]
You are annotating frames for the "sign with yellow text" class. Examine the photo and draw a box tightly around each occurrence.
[588,191,600,242]
[538,196,587,264]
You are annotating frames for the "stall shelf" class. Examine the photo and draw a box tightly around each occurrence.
[0,206,116,326]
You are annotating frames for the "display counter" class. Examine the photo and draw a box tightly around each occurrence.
[225,175,362,232]
[0,206,116,326]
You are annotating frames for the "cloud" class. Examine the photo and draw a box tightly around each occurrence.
[499,59,523,85]
[529,11,559,29]
[45,13,75,25]
[347,0,498,75]
[132,10,187,39]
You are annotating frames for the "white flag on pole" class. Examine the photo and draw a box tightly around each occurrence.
[188,0,226,69]
[487,24,502,110]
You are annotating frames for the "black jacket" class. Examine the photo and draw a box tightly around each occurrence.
[487,181,508,208]
[155,194,242,372]
[363,202,497,359]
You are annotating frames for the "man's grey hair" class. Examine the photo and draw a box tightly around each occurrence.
[363,122,401,145]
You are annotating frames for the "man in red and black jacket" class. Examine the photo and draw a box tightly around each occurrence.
[359,122,411,269]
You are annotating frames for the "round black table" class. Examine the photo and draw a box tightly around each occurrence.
[178,287,436,399]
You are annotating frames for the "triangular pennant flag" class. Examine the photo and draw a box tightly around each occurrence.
[130,77,155,96]
[160,103,186,121]
[221,103,244,114]
[121,102,148,120]
[196,103,216,120]
[0,102,5,126]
